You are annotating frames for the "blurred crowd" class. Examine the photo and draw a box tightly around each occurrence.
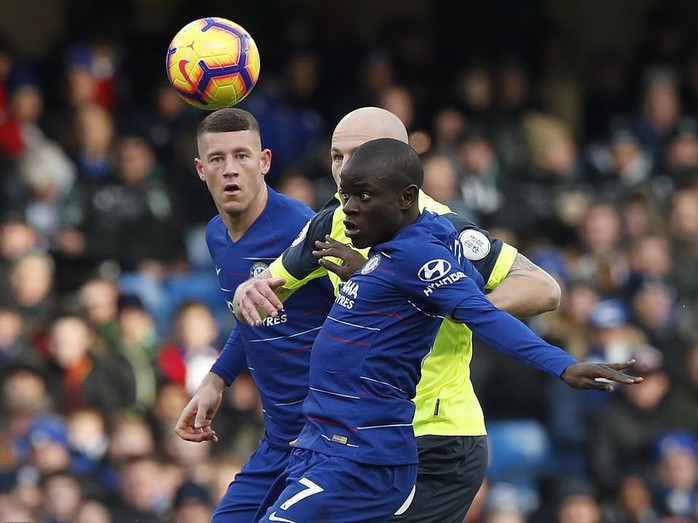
[1,3,698,522]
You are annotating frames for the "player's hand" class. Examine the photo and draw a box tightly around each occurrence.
[561,360,643,392]
[312,235,367,281]
[235,277,287,326]
[175,374,225,443]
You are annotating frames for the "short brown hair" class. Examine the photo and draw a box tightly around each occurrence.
[197,107,260,138]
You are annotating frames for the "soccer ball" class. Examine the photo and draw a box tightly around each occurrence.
[166,17,260,110]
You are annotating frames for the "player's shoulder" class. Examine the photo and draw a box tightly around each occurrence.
[418,190,453,214]
[379,213,455,266]
[437,213,496,263]
[205,214,225,240]
[304,195,342,238]
[267,187,315,221]
[310,194,341,223]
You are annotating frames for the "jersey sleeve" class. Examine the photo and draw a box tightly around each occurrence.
[210,322,247,386]
[400,240,576,378]
[449,293,578,377]
[267,204,335,290]
[398,239,486,318]
[439,213,518,290]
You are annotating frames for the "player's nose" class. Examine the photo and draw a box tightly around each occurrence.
[222,156,239,176]
[343,198,359,215]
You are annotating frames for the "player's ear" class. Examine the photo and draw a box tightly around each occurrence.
[260,148,272,175]
[400,185,419,209]
[194,158,206,181]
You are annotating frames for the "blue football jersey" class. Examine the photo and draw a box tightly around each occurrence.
[208,188,334,447]
[295,212,576,465]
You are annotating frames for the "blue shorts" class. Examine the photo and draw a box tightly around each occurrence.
[257,448,417,523]
[212,439,292,523]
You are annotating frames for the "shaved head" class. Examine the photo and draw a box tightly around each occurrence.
[330,107,409,186]
[334,107,409,144]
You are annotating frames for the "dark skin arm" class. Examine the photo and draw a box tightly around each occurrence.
[561,360,642,391]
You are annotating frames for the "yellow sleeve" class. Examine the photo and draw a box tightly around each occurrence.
[485,242,518,290]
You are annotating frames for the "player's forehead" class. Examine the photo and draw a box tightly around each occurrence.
[331,128,385,156]
[341,163,390,191]
[198,129,260,154]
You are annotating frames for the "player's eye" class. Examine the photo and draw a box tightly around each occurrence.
[332,154,343,163]
[338,190,348,203]
[235,153,249,160]
[359,192,371,201]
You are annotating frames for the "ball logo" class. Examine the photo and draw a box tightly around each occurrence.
[361,254,381,274]
[418,259,452,282]
[459,230,491,261]
[249,261,268,278]
[291,220,311,247]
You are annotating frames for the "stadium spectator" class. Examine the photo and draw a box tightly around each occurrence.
[109,455,165,523]
[43,314,135,416]
[670,345,698,437]
[113,297,158,413]
[2,250,57,345]
[632,70,682,172]
[430,107,466,159]
[421,153,474,221]
[172,480,215,523]
[588,346,686,496]
[572,202,630,294]
[73,499,113,523]
[602,474,659,523]
[77,276,121,347]
[106,414,155,466]
[455,128,503,220]
[158,300,220,397]
[275,170,318,208]
[651,431,698,519]
[0,308,41,372]
[667,189,698,301]
[0,215,40,297]
[40,470,84,522]
[629,279,689,377]
[585,123,655,204]
[24,414,72,477]
[65,408,111,497]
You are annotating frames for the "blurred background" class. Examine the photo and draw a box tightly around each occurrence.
[1,0,698,521]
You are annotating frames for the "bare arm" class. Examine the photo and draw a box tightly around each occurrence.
[174,372,225,442]
[487,253,561,318]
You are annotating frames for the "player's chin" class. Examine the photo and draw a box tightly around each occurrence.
[348,232,370,249]
[220,199,246,213]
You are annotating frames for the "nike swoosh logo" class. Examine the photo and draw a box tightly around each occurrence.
[178,59,196,88]
[216,266,221,275]
[269,512,296,523]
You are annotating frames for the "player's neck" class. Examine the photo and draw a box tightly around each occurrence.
[222,185,269,242]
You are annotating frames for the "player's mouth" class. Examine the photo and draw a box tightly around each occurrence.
[223,183,241,197]
[343,219,359,238]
